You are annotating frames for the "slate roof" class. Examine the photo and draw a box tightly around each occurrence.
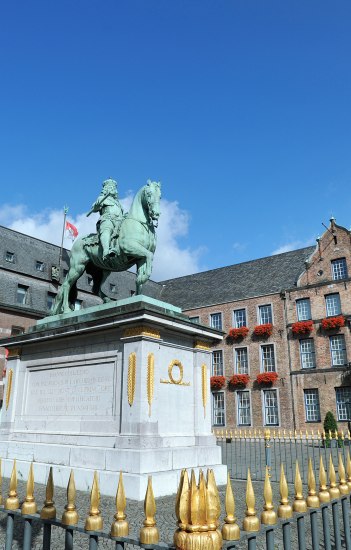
[160,246,316,310]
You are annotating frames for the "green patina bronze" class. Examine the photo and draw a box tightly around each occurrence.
[52,179,161,315]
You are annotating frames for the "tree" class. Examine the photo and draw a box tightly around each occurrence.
[323,411,338,435]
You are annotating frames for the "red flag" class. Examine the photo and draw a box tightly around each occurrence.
[65,221,78,240]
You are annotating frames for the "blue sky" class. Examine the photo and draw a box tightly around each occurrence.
[0,1,350,280]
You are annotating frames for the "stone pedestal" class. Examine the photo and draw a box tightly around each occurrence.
[0,296,226,499]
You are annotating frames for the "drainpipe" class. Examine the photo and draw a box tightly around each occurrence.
[282,291,297,431]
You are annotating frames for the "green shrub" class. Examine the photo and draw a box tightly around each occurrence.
[323,411,338,435]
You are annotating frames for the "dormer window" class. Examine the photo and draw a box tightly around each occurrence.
[5,251,14,263]
[331,258,348,281]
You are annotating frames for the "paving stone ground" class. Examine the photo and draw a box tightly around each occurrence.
[0,477,349,549]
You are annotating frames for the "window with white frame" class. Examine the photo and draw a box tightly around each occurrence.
[16,284,28,305]
[237,391,251,426]
[35,261,44,272]
[263,389,279,426]
[233,309,247,328]
[210,313,222,330]
[304,389,321,422]
[330,335,347,366]
[300,339,316,369]
[235,347,248,374]
[296,298,311,321]
[325,293,341,317]
[261,344,276,372]
[258,304,273,324]
[335,387,351,421]
[212,392,225,426]
[211,350,224,376]
[331,258,348,281]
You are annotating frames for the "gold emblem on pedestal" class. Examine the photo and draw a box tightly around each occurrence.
[123,326,160,339]
[127,353,136,406]
[160,360,190,386]
[147,353,154,417]
[5,369,13,410]
[194,340,211,350]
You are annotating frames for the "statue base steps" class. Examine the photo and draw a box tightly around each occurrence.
[0,296,226,500]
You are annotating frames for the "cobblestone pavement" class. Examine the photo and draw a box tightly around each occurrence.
[0,477,349,549]
[219,439,350,482]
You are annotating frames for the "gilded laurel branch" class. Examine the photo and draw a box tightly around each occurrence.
[202,364,207,417]
[6,369,13,410]
[147,353,154,417]
[127,353,136,407]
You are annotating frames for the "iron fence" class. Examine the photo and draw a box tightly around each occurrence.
[0,451,351,549]
[216,428,351,482]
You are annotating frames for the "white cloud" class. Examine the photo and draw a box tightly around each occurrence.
[271,238,315,256]
[0,196,203,280]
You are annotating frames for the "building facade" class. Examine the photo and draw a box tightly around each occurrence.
[0,220,350,430]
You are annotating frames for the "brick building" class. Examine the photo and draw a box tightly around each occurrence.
[161,218,351,432]
[1,220,350,431]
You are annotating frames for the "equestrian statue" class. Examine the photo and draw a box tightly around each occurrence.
[52,178,161,315]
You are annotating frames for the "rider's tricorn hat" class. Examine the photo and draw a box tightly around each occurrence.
[102,178,117,187]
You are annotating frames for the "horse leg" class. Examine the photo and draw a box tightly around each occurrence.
[59,259,87,314]
[97,270,114,302]
[135,257,152,295]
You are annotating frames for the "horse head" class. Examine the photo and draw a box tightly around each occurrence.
[143,180,161,227]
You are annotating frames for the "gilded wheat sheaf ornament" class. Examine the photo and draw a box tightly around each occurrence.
[202,364,207,417]
[147,353,154,417]
[127,353,136,407]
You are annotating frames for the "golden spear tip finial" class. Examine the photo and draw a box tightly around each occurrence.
[278,463,292,519]
[140,476,159,544]
[222,472,240,540]
[111,471,129,537]
[261,466,277,525]
[40,467,56,519]
[293,461,307,513]
[329,454,341,500]
[243,469,260,532]
[85,471,103,531]
[346,452,351,491]
[5,459,19,510]
[338,452,349,495]
[21,463,37,515]
[62,470,79,526]
[307,458,319,508]
[318,455,330,503]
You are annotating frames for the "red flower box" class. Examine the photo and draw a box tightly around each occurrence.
[292,320,314,335]
[228,374,250,389]
[253,323,273,337]
[228,327,249,340]
[256,372,279,385]
[321,316,345,330]
[210,376,226,391]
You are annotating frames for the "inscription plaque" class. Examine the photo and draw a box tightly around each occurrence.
[26,363,115,416]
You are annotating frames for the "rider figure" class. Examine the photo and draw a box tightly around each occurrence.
[87,178,124,260]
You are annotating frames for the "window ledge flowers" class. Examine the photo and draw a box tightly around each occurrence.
[210,376,226,391]
[291,320,314,335]
[228,327,249,340]
[321,316,345,331]
[253,323,273,337]
[228,374,250,389]
[256,372,279,385]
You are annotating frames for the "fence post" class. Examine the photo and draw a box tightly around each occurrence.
[264,429,271,477]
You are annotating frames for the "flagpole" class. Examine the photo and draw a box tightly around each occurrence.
[58,206,69,281]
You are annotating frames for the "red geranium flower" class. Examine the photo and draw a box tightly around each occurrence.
[256,372,279,385]
[292,321,314,335]
[321,316,345,330]
[253,323,273,337]
[210,376,226,391]
[228,327,249,340]
[228,374,250,388]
